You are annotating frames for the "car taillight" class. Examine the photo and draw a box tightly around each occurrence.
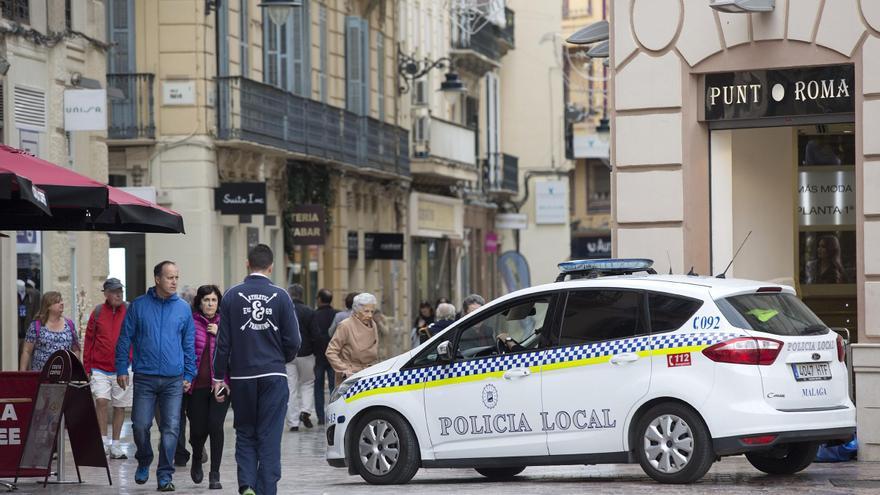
[837,334,845,362]
[702,337,783,365]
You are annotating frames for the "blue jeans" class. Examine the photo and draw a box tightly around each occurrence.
[232,375,288,495]
[131,373,184,484]
[314,358,335,423]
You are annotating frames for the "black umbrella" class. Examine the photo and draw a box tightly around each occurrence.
[0,171,51,215]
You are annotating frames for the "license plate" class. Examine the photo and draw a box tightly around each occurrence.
[792,362,832,381]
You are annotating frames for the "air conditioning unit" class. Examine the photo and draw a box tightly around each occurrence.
[412,79,428,107]
[412,116,430,158]
[709,0,774,13]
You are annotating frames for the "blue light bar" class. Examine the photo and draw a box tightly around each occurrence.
[558,258,654,273]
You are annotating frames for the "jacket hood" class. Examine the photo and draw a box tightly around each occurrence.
[147,286,180,302]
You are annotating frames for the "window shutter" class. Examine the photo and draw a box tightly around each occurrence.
[290,2,310,96]
[360,18,370,116]
[377,32,385,121]
[345,16,362,114]
[13,85,46,131]
[240,0,249,76]
[107,0,134,73]
[319,5,328,102]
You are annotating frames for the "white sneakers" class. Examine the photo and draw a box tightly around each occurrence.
[109,443,127,460]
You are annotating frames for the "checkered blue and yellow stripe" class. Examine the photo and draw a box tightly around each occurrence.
[342,332,743,403]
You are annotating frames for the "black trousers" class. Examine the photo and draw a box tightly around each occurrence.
[186,387,230,473]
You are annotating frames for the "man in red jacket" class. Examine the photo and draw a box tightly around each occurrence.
[84,278,131,459]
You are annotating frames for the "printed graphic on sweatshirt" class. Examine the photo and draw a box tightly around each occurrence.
[237,291,278,331]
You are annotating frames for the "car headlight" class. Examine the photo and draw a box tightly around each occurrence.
[329,377,360,404]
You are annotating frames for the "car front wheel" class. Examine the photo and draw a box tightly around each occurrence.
[634,403,715,484]
[351,410,420,485]
[745,442,819,475]
[475,466,525,480]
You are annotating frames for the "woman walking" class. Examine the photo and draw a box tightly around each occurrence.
[326,293,379,384]
[19,291,80,371]
[186,285,229,489]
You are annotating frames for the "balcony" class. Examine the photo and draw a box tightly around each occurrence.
[107,73,156,141]
[411,116,478,184]
[216,76,409,177]
[485,152,519,195]
[451,8,515,75]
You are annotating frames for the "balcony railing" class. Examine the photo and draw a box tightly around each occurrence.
[107,73,155,140]
[216,76,409,177]
[415,117,476,167]
[451,9,515,61]
[485,152,519,194]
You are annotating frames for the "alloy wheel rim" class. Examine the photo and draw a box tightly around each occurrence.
[358,419,400,476]
[643,414,694,474]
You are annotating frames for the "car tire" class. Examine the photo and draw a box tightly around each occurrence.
[474,466,526,480]
[634,403,715,484]
[351,409,420,485]
[745,442,819,475]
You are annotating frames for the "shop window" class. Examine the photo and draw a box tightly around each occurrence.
[586,161,610,214]
[559,290,645,346]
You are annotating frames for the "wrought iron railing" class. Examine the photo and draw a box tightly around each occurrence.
[452,9,515,60]
[485,152,519,194]
[107,73,155,140]
[216,76,409,176]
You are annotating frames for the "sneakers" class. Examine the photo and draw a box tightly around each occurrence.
[208,471,222,490]
[135,465,150,485]
[157,481,175,492]
[240,487,256,495]
[109,444,127,459]
[289,426,299,432]
[300,411,314,428]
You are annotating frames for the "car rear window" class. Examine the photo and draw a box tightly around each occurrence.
[648,293,704,333]
[717,293,827,336]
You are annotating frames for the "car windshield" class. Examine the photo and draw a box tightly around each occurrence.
[717,292,828,336]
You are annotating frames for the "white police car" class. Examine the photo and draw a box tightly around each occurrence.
[325,259,856,485]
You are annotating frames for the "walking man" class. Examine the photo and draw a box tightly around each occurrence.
[116,261,196,492]
[312,288,338,425]
[286,284,317,431]
[83,277,131,459]
[213,244,300,495]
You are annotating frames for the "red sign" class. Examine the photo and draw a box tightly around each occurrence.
[485,231,499,253]
[0,372,43,478]
[667,353,692,367]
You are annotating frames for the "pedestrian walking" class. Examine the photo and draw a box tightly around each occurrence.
[286,283,317,431]
[83,278,131,459]
[186,285,229,489]
[212,244,300,495]
[174,285,199,467]
[17,279,40,352]
[459,294,485,318]
[326,293,379,384]
[416,302,456,346]
[311,288,337,425]
[19,291,80,371]
[410,301,435,349]
[115,260,196,492]
[327,292,358,338]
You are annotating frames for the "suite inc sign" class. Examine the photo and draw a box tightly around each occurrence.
[214,183,267,215]
[704,64,854,121]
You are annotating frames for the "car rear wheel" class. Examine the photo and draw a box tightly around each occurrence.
[351,410,420,485]
[745,442,819,475]
[634,403,715,484]
[474,467,525,480]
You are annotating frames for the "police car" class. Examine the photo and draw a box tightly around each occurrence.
[325,259,856,485]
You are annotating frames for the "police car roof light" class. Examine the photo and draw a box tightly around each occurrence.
[556,258,656,281]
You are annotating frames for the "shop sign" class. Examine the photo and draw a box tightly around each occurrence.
[289,204,325,245]
[485,231,499,253]
[496,213,527,230]
[798,170,854,226]
[535,180,568,224]
[348,231,359,259]
[571,235,611,259]
[365,233,404,260]
[16,231,41,254]
[704,64,854,121]
[63,89,107,131]
[214,182,267,215]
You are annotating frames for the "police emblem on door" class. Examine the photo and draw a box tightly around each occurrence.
[482,384,498,409]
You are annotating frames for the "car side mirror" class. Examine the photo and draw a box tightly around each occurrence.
[437,341,454,362]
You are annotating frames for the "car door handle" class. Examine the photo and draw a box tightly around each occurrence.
[610,353,639,365]
[503,368,531,380]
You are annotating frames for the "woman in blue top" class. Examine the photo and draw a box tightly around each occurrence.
[19,291,80,371]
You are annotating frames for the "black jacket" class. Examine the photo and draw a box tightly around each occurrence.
[293,299,316,357]
[312,305,337,363]
[214,274,301,380]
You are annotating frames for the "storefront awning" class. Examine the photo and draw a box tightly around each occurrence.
[566,20,608,45]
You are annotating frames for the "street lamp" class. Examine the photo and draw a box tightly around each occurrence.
[258,0,302,26]
[398,50,467,103]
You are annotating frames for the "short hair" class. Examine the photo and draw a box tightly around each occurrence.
[153,260,176,278]
[436,303,456,320]
[317,288,333,304]
[344,292,358,310]
[193,285,223,315]
[352,292,377,311]
[288,283,305,301]
[462,294,485,308]
[248,244,274,270]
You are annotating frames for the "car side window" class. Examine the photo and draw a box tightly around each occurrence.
[456,297,552,360]
[410,332,454,367]
[558,290,645,346]
[649,292,704,333]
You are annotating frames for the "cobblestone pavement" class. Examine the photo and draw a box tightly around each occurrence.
[5,420,879,494]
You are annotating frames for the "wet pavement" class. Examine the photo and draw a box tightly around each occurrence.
[4,419,880,494]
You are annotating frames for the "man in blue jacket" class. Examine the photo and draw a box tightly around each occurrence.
[213,244,300,495]
[116,260,196,492]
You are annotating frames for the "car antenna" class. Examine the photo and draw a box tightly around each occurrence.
[666,250,673,275]
[717,230,752,279]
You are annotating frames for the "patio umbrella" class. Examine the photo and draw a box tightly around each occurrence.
[0,170,51,215]
[0,145,108,209]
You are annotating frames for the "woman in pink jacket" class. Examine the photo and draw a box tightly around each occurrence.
[186,285,228,489]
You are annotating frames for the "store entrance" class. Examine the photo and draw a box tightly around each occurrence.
[710,123,857,340]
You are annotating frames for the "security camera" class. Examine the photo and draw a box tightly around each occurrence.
[709,0,774,13]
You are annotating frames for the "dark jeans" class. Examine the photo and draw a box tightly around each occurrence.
[187,387,230,473]
[232,376,288,495]
[314,358,335,423]
[131,373,183,484]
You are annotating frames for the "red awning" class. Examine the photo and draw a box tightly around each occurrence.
[0,145,107,208]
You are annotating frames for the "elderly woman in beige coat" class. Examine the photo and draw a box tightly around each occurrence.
[326,293,379,384]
